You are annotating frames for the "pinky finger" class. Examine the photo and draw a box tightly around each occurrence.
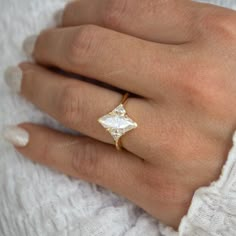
[3,123,144,198]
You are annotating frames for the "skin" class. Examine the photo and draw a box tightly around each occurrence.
[14,0,236,229]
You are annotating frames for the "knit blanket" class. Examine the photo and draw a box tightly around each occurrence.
[0,0,235,235]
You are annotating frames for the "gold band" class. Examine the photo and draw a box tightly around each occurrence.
[120,92,130,105]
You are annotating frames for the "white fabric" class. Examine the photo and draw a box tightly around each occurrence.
[0,0,236,235]
[161,131,236,236]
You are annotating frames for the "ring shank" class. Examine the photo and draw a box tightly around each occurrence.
[121,92,129,105]
[115,139,122,151]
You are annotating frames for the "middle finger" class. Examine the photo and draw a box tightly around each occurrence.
[30,25,182,98]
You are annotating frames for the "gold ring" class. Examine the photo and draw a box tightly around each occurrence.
[98,92,138,150]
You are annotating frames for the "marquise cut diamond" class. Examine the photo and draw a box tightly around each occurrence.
[98,104,138,141]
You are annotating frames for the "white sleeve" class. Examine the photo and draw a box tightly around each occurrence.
[160,1,236,234]
[160,131,236,236]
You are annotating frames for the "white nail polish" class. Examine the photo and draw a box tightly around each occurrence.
[3,125,29,147]
[4,66,23,93]
[54,9,64,26]
[23,35,37,56]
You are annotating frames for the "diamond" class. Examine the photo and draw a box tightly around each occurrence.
[98,104,138,141]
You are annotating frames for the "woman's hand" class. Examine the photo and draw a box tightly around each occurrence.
[4,0,236,228]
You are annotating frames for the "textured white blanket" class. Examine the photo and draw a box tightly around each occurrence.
[0,0,235,235]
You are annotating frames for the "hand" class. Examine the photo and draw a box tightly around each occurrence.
[4,0,236,229]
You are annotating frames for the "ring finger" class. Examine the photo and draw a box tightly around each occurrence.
[8,63,151,157]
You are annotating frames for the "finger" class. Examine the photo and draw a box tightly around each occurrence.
[31,25,182,97]
[3,124,192,228]
[5,123,145,203]
[62,0,198,44]
[17,63,149,157]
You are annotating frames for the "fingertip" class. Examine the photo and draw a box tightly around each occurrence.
[2,125,30,147]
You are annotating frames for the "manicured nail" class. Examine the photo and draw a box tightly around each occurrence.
[23,35,37,56]
[3,125,29,147]
[4,66,23,93]
[54,9,64,26]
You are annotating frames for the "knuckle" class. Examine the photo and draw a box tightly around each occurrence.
[199,11,236,41]
[175,55,209,100]
[103,0,128,28]
[177,59,222,113]
[180,73,204,102]
[71,138,100,180]
[60,85,82,126]
[67,25,98,67]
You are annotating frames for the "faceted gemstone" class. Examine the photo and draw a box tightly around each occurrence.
[98,104,138,141]
[113,104,126,115]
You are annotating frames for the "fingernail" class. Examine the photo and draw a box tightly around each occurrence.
[3,125,29,147]
[23,35,37,56]
[54,9,64,26]
[4,66,23,93]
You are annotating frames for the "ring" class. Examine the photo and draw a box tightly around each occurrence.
[98,93,138,150]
